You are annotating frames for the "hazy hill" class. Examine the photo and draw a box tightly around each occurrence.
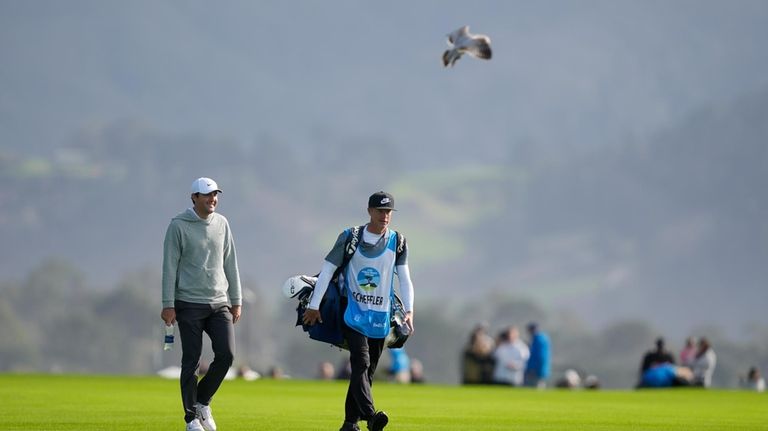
[2,1,768,341]
[477,90,768,334]
[2,88,767,340]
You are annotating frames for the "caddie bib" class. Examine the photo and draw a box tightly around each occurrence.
[342,229,397,338]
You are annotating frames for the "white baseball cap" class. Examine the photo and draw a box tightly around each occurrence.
[191,177,222,194]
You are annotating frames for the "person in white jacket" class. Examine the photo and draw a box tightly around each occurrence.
[691,337,717,387]
[492,326,530,386]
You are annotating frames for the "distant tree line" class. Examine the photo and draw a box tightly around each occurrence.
[1,259,766,389]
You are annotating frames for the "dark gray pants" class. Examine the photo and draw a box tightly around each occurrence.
[343,323,385,423]
[176,301,235,423]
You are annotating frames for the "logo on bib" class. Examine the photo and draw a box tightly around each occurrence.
[357,267,380,292]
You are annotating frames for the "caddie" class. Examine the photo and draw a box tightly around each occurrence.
[303,191,415,431]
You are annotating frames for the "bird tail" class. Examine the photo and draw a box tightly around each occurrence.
[442,50,452,67]
[442,49,461,67]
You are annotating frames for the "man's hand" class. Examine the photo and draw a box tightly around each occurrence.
[404,311,415,334]
[302,308,323,326]
[231,305,242,324]
[161,307,176,325]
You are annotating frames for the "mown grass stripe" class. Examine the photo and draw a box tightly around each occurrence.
[1,374,765,430]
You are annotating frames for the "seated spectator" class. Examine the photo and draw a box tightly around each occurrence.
[492,325,529,386]
[583,374,601,390]
[335,358,352,380]
[317,361,335,380]
[691,337,716,387]
[555,369,581,389]
[461,323,496,384]
[388,348,411,383]
[739,367,765,393]
[268,366,286,379]
[410,359,426,384]
[638,363,693,388]
[679,336,697,367]
[639,337,676,380]
[237,364,260,381]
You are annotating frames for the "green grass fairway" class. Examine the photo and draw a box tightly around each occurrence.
[1,374,766,430]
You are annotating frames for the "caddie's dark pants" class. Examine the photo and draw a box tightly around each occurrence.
[342,322,385,423]
[176,301,235,424]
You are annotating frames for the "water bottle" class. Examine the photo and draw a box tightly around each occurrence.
[163,324,175,351]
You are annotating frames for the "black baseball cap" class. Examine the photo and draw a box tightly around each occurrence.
[368,191,396,210]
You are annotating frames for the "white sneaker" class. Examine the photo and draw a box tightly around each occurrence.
[194,402,217,431]
[185,419,205,431]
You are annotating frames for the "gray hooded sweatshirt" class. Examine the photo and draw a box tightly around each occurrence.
[162,208,242,308]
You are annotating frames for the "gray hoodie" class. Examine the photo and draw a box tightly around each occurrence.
[162,208,242,308]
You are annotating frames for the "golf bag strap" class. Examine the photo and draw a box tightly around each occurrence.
[332,226,404,280]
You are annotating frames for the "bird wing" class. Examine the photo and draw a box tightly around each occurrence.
[464,35,492,60]
[447,25,469,45]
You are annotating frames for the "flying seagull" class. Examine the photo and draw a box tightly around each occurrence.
[442,25,492,67]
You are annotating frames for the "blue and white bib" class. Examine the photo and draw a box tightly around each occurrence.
[342,229,397,338]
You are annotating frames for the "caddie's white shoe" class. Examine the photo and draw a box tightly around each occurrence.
[194,402,217,431]
[185,418,205,431]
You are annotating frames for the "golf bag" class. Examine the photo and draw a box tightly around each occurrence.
[289,275,410,350]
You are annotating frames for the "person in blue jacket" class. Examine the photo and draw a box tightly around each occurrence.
[524,322,551,388]
[638,362,693,388]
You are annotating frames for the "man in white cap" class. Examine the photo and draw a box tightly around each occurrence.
[162,177,243,431]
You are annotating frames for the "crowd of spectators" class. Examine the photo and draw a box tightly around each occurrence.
[637,336,718,388]
[315,349,425,384]
[459,326,764,391]
[461,322,553,388]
